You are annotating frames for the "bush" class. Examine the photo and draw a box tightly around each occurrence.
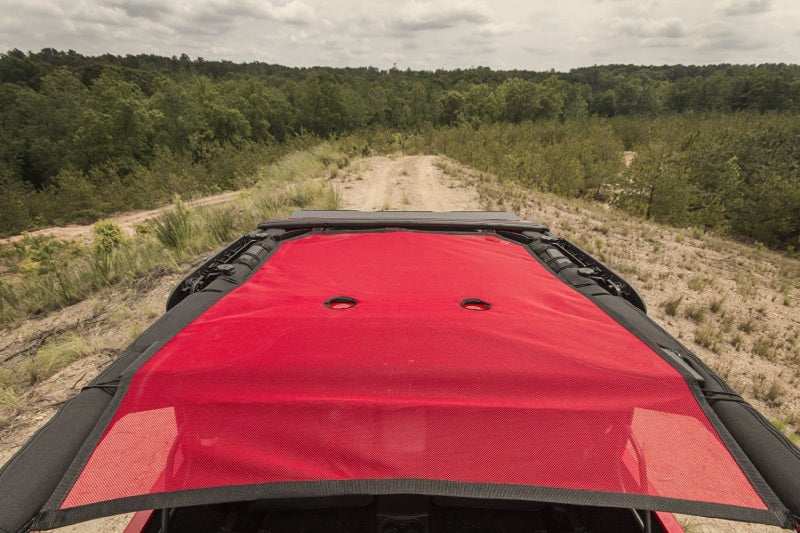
[92,220,126,254]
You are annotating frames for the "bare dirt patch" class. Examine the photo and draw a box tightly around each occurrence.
[1,155,797,532]
[623,150,636,167]
[333,155,481,211]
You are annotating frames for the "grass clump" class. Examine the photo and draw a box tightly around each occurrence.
[694,326,721,352]
[752,336,778,361]
[687,275,710,292]
[752,374,786,407]
[730,332,745,350]
[0,143,344,327]
[92,220,126,255]
[153,196,194,252]
[204,206,239,246]
[683,303,706,323]
[662,295,682,316]
[738,318,756,333]
[772,416,800,445]
[23,333,94,385]
[0,386,20,428]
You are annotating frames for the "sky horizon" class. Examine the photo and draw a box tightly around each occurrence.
[2,0,799,72]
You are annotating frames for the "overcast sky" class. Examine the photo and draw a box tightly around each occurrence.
[1,0,798,71]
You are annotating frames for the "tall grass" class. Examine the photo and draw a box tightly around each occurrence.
[23,332,95,385]
[0,142,344,326]
[152,197,194,252]
[0,141,345,426]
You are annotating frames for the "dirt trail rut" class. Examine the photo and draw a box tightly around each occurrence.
[334,155,481,212]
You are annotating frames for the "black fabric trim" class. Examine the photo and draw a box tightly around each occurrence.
[0,389,113,533]
[32,478,791,530]
[7,227,797,531]
[520,237,795,522]
[258,216,549,234]
[0,238,283,533]
[41,339,168,513]
[43,241,284,516]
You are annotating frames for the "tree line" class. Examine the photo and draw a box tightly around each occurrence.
[384,114,799,249]
[1,49,798,248]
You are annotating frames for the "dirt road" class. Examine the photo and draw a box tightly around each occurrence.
[334,155,481,211]
[0,191,242,245]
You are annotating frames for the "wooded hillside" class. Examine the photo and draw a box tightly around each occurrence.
[1,49,798,249]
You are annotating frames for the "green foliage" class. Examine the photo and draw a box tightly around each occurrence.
[390,110,800,249]
[205,207,238,245]
[92,220,125,254]
[0,143,343,326]
[1,50,799,249]
[438,91,465,126]
[400,119,625,198]
[24,333,92,385]
[0,169,32,234]
[662,295,682,316]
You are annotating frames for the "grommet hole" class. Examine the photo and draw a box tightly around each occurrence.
[460,298,491,311]
[324,296,357,309]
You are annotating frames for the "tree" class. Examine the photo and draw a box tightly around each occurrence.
[438,90,465,126]
[295,71,350,136]
[0,165,32,234]
[463,83,498,126]
[74,69,159,169]
[496,78,537,123]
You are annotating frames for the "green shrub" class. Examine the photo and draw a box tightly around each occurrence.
[92,220,126,254]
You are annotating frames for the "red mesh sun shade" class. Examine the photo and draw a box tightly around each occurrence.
[61,232,766,511]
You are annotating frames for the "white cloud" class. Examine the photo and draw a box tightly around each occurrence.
[393,0,493,31]
[103,0,173,20]
[612,16,685,38]
[4,0,65,19]
[0,16,22,32]
[70,1,129,25]
[714,0,772,16]
[269,0,314,24]
[1,0,799,70]
[695,24,771,50]
[476,21,519,37]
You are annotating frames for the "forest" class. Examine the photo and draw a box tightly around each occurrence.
[1,49,799,249]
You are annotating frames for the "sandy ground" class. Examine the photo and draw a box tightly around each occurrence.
[2,155,797,532]
[333,154,482,211]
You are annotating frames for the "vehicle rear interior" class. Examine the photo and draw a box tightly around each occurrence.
[139,496,672,533]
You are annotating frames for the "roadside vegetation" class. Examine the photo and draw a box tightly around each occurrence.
[366,113,800,250]
[0,142,344,325]
[2,50,799,251]
[0,143,343,424]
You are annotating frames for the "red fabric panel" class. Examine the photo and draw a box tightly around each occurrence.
[62,232,766,510]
